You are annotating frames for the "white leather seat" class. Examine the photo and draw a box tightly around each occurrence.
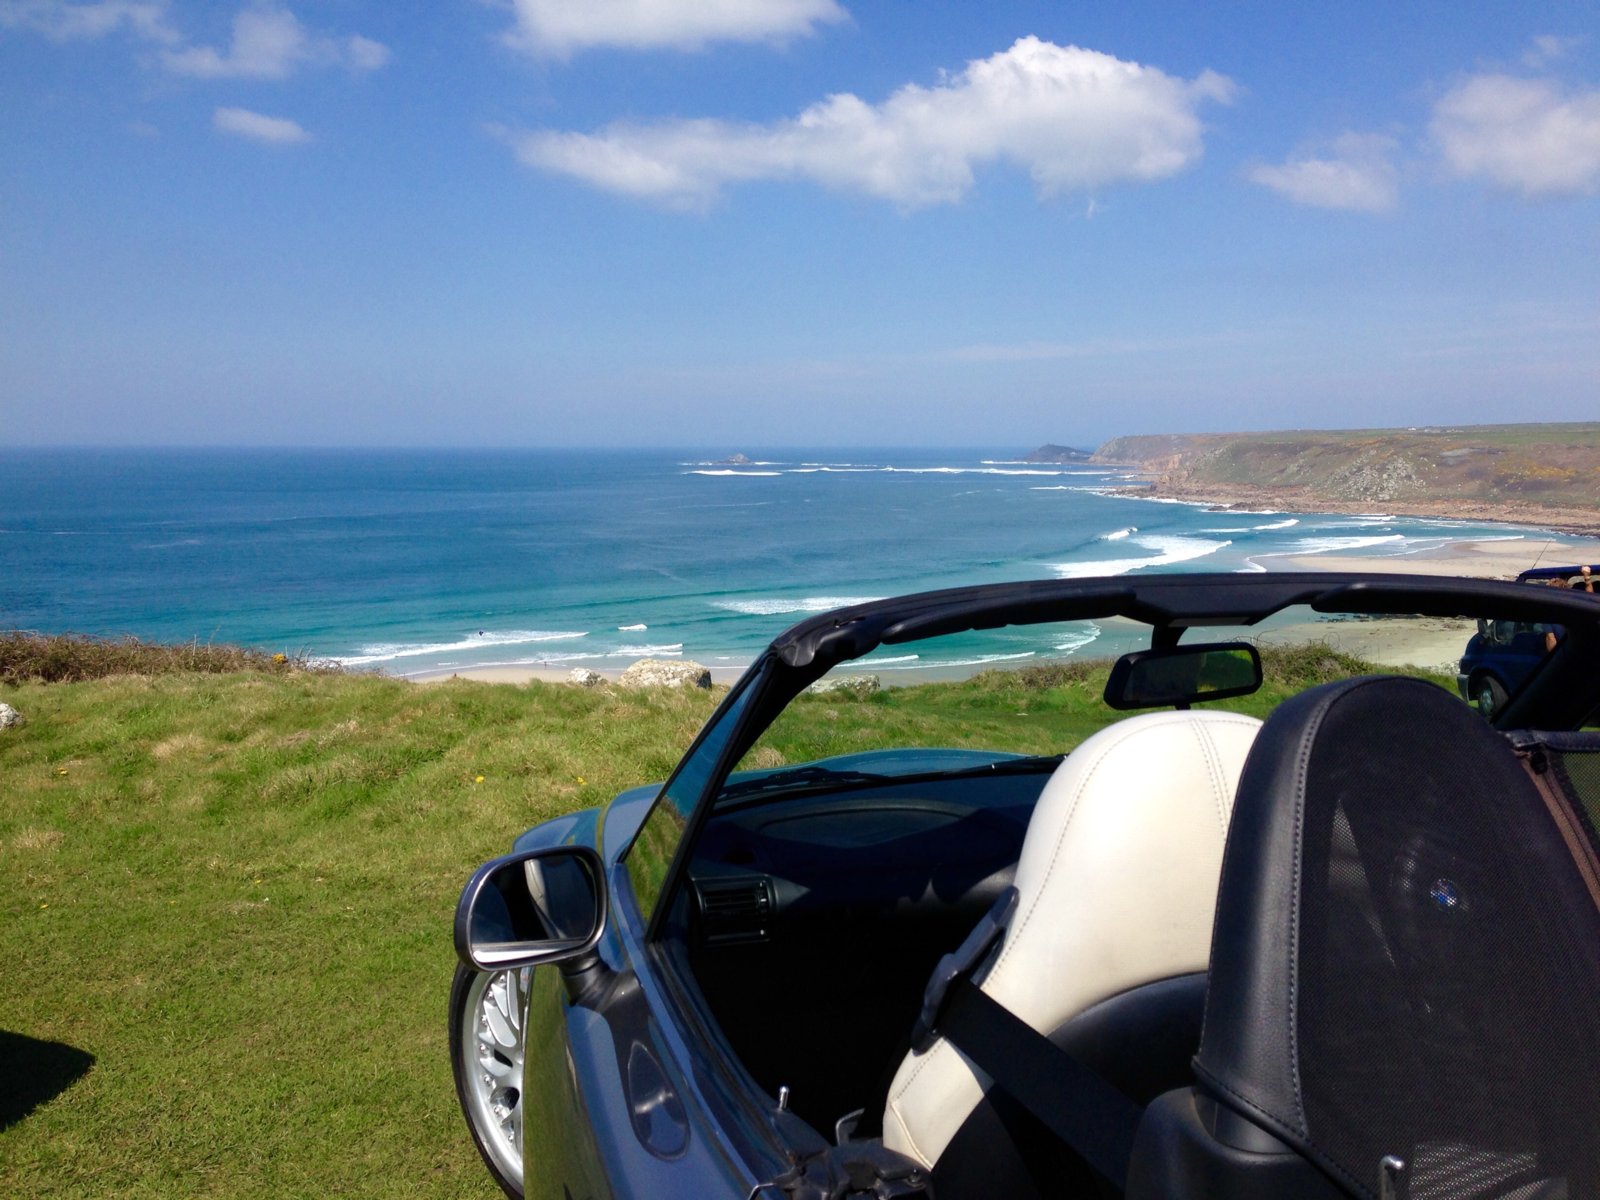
[882,709,1262,1171]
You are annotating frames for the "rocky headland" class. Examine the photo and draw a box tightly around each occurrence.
[1090,422,1600,536]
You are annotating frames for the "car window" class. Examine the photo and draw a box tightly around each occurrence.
[622,674,761,924]
[721,608,1476,801]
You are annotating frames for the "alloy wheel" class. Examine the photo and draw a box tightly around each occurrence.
[456,966,532,1195]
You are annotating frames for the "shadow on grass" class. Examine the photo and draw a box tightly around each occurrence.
[0,1030,94,1130]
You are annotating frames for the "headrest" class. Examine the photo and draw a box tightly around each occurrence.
[1196,676,1600,1196]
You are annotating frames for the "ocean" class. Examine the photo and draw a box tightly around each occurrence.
[0,447,1556,677]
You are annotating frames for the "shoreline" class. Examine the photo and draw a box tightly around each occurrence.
[409,532,1600,686]
[1108,480,1600,539]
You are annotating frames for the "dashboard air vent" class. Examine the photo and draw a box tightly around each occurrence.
[695,876,773,945]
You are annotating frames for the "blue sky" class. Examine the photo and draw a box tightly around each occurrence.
[2,1,1598,449]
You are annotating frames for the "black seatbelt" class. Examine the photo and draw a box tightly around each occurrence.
[935,975,1142,1190]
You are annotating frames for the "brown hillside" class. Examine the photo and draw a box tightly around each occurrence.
[1091,424,1600,534]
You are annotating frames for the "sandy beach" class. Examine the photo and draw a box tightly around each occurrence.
[1267,533,1599,580]
[410,534,1600,685]
[412,662,751,686]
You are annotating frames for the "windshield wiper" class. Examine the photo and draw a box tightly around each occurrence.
[719,764,890,801]
[934,753,1065,780]
[719,754,1066,804]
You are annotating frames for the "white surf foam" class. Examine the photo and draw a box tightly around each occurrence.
[617,623,648,631]
[713,595,885,616]
[1253,518,1299,530]
[873,651,1037,670]
[336,629,588,667]
[1281,534,1407,556]
[1054,622,1101,653]
[1102,527,1137,541]
[882,467,1067,476]
[689,469,783,477]
[1109,494,1215,507]
[611,643,683,657]
[1049,535,1231,578]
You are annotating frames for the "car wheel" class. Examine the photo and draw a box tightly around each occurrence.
[1474,675,1509,718]
[450,963,532,1199]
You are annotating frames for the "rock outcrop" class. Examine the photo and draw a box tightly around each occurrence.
[806,675,881,697]
[618,659,711,689]
[567,668,605,688]
[1021,443,1093,464]
[0,703,22,730]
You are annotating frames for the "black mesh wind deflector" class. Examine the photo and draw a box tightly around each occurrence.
[1196,676,1600,1199]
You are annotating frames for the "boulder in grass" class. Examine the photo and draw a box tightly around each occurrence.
[0,703,22,730]
[618,659,711,690]
[806,675,881,697]
[567,668,606,688]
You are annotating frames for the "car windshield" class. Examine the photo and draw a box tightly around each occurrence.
[718,749,1057,806]
[717,604,1485,811]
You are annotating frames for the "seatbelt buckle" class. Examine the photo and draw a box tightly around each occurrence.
[910,887,1018,1054]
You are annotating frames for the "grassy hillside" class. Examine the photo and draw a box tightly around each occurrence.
[0,668,715,1198]
[1092,423,1600,525]
[0,646,1427,1197]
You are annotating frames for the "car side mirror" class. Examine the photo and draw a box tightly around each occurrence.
[1104,641,1263,710]
[454,846,607,972]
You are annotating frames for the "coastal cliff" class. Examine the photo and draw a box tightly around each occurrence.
[1092,423,1600,534]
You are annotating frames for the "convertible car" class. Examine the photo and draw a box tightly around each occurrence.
[451,572,1600,1200]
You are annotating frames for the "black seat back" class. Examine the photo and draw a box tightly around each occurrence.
[1133,676,1600,1200]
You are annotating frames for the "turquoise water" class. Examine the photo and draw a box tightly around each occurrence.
[0,447,1566,676]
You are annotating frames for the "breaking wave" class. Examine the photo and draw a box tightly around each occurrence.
[336,629,588,667]
[1049,535,1231,578]
[1054,622,1101,653]
[873,651,1037,670]
[713,595,884,616]
[1280,534,1408,556]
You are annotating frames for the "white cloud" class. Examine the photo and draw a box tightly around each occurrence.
[1247,132,1399,212]
[345,32,389,71]
[505,37,1235,209]
[1523,34,1581,69]
[162,6,388,79]
[213,105,310,144]
[505,0,847,56]
[1432,73,1600,196]
[0,0,177,43]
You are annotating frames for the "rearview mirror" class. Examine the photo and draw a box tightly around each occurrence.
[453,846,607,972]
[1104,641,1263,710]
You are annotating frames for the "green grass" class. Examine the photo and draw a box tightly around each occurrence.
[0,670,720,1198]
[0,647,1446,1197]
[0,631,336,685]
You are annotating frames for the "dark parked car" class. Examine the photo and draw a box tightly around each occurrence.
[1455,565,1596,716]
[1457,617,1560,716]
[453,572,1600,1200]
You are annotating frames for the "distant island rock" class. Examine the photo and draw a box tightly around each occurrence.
[1022,444,1094,464]
[713,453,753,465]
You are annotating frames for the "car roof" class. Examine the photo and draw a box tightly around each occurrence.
[768,571,1600,671]
[1517,565,1597,583]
